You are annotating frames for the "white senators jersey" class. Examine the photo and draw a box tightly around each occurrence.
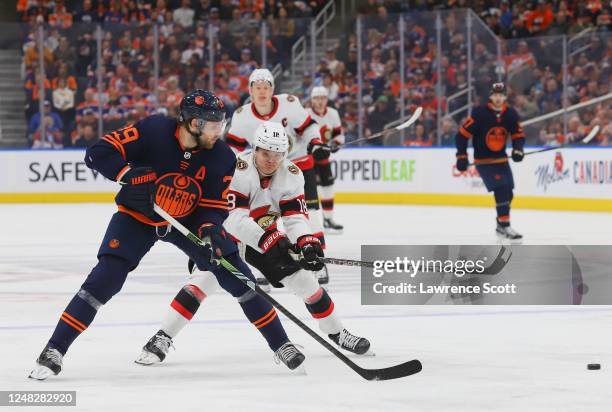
[223,152,312,252]
[307,106,345,145]
[225,94,321,171]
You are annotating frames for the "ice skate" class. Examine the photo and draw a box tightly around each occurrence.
[329,329,371,355]
[323,217,344,234]
[273,342,306,370]
[29,346,63,380]
[135,330,175,365]
[496,224,523,243]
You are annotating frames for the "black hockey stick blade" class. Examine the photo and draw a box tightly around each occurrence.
[356,359,423,381]
[481,246,512,275]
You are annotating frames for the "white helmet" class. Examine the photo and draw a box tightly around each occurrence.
[311,86,329,98]
[249,68,274,88]
[253,121,289,153]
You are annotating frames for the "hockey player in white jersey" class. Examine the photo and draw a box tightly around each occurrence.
[135,122,370,366]
[307,86,344,233]
[226,68,330,284]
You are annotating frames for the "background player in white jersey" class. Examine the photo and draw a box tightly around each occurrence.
[307,86,345,233]
[136,122,370,365]
[225,68,330,284]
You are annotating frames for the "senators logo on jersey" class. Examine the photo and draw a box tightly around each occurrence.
[155,173,202,218]
[485,127,508,152]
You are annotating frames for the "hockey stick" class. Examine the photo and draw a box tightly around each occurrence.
[340,106,423,147]
[522,125,600,157]
[469,125,600,166]
[153,204,422,381]
[323,246,510,275]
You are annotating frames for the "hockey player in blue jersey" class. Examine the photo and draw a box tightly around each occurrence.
[455,82,525,241]
[29,90,304,380]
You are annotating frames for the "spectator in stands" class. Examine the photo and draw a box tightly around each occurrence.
[48,1,73,29]
[73,125,97,148]
[31,116,64,149]
[74,0,97,24]
[365,95,394,145]
[52,77,76,133]
[439,117,457,146]
[181,35,204,64]
[174,0,195,28]
[404,123,432,146]
[29,100,64,139]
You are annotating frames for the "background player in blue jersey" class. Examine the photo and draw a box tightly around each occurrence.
[455,82,525,241]
[29,90,304,380]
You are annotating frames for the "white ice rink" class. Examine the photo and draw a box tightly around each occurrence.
[1,203,611,411]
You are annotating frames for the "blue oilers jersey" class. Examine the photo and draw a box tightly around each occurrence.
[455,104,525,165]
[85,114,236,231]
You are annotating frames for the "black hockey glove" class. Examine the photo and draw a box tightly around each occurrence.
[258,230,301,286]
[296,235,324,271]
[115,166,157,217]
[308,139,331,161]
[456,154,469,172]
[330,139,341,153]
[511,149,524,162]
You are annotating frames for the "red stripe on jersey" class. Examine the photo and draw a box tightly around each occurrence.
[295,115,314,135]
[291,155,314,171]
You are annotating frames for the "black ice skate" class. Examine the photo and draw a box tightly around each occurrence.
[496,223,523,242]
[314,265,329,285]
[329,329,371,355]
[273,342,306,370]
[135,330,175,365]
[323,217,344,234]
[29,346,63,380]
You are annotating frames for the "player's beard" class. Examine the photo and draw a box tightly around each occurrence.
[185,123,215,150]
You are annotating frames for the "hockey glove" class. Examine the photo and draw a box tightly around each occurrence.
[296,235,324,271]
[330,139,341,153]
[258,230,301,286]
[456,155,469,172]
[511,149,524,162]
[308,139,331,161]
[115,166,157,217]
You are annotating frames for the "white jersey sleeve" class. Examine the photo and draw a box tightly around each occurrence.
[283,94,320,144]
[223,157,264,249]
[225,104,253,153]
[277,163,312,242]
[329,107,345,144]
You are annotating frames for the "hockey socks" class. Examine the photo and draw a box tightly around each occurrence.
[240,293,288,351]
[48,289,99,355]
[494,186,513,227]
[319,185,335,220]
[162,284,207,337]
[305,287,342,335]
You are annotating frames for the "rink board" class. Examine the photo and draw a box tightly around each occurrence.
[0,148,610,211]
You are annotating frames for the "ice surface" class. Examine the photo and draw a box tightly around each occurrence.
[1,203,611,411]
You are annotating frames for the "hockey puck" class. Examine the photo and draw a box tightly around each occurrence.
[587,364,601,370]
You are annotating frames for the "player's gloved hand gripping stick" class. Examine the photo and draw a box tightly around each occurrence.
[154,204,422,381]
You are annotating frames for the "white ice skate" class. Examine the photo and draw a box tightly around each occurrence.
[496,224,523,243]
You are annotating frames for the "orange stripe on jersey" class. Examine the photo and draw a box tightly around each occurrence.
[117,205,170,227]
[498,215,510,222]
[200,198,228,205]
[474,158,509,165]
[511,132,525,139]
[198,202,229,210]
[101,136,126,159]
[459,127,472,139]
[115,165,131,182]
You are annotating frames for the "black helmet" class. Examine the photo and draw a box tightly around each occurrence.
[490,82,506,95]
[179,89,225,125]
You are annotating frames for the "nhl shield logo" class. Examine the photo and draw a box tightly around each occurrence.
[155,173,202,218]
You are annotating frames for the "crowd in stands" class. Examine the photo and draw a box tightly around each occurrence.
[18,0,324,148]
[17,0,611,148]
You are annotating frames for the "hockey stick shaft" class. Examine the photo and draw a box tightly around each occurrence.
[322,257,374,268]
[468,125,600,166]
[153,204,422,380]
[340,106,423,147]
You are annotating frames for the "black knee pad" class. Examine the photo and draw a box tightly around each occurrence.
[81,255,132,304]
